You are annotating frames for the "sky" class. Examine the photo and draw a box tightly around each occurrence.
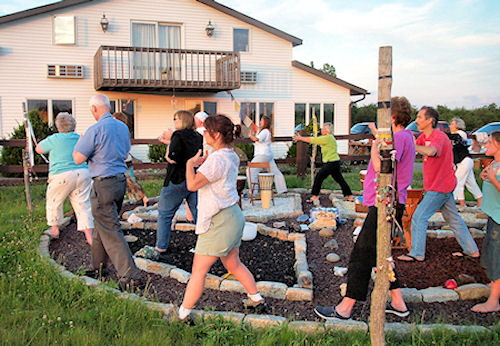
[1,0,499,109]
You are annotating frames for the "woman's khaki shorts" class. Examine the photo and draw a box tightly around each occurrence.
[195,204,244,257]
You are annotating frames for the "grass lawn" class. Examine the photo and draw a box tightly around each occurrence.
[0,165,497,344]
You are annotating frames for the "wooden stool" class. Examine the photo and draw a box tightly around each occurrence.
[400,189,424,251]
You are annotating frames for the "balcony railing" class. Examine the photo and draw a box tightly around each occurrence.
[94,46,240,92]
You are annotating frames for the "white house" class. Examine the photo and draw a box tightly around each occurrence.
[0,0,367,160]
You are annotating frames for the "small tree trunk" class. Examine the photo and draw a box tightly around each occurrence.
[369,46,393,346]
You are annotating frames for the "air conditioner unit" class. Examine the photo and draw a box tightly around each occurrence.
[47,64,84,78]
[240,71,257,83]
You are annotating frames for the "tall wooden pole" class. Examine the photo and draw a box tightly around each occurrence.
[369,46,393,346]
[23,103,33,213]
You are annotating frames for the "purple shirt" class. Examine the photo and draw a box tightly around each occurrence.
[363,129,415,206]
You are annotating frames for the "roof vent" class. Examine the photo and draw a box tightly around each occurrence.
[47,64,84,78]
[240,71,257,83]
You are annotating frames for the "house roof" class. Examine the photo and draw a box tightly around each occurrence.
[0,0,303,46]
[292,60,368,96]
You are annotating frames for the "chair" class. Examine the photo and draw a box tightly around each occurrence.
[247,161,272,205]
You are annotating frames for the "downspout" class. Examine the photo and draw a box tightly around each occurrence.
[349,93,367,128]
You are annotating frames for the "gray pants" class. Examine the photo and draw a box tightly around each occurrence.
[90,174,140,280]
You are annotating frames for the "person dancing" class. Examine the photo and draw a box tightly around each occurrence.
[314,97,414,320]
[293,123,353,202]
[247,116,287,194]
[178,115,264,320]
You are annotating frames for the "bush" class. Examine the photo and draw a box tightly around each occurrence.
[148,144,167,163]
[0,110,56,177]
[235,142,254,161]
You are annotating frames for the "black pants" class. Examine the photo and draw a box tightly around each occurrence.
[345,204,405,301]
[311,161,352,197]
[90,174,140,280]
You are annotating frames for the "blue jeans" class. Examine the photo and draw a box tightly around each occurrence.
[156,181,198,250]
[409,191,478,259]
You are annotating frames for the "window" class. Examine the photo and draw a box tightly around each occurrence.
[27,99,72,125]
[110,100,135,138]
[294,103,306,128]
[53,16,75,45]
[233,28,249,52]
[131,22,181,79]
[324,103,334,124]
[203,101,217,115]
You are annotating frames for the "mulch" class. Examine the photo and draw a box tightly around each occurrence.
[48,194,499,326]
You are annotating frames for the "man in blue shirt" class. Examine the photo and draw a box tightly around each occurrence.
[74,94,141,287]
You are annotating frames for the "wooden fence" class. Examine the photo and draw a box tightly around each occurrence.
[0,135,490,176]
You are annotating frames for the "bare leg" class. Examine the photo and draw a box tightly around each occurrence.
[476,196,482,208]
[181,254,218,309]
[80,228,93,245]
[335,297,355,318]
[142,196,149,207]
[471,279,500,313]
[389,289,408,312]
[220,248,258,295]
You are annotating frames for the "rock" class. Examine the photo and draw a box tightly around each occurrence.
[353,226,362,236]
[127,213,143,224]
[324,239,339,249]
[319,228,334,238]
[310,218,336,231]
[339,283,347,297]
[334,267,348,277]
[456,273,476,286]
[455,283,490,300]
[292,223,302,232]
[285,287,313,301]
[134,246,159,261]
[420,286,459,302]
[273,221,287,228]
[124,235,138,242]
[326,253,340,263]
[469,227,485,238]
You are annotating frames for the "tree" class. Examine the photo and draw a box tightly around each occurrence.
[320,63,336,77]
[351,104,377,126]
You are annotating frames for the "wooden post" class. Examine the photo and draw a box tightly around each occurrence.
[369,46,393,346]
[296,130,308,178]
[310,107,318,187]
[23,109,34,213]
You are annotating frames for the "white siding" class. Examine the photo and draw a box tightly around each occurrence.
[0,0,360,159]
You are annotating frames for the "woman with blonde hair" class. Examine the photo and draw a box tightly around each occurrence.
[293,122,353,202]
[178,115,264,320]
[36,112,94,245]
[156,110,203,253]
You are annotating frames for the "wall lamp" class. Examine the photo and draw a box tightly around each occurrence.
[100,13,109,32]
[205,20,215,37]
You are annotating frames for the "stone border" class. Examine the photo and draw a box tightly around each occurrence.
[38,234,496,334]
[120,192,313,301]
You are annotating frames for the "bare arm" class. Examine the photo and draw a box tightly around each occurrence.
[415,144,437,157]
[186,149,209,191]
[370,139,381,173]
[35,144,45,154]
[293,134,312,143]
[73,151,87,165]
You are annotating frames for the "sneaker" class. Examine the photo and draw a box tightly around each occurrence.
[385,303,410,317]
[242,298,267,313]
[314,305,349,320]
[243,297,264,308]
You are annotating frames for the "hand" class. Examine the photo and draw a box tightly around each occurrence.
[293,134,301,142]
[187,149,205,168]
[158,129,173,144]
[480,167,489,181]
[166,156,176,164]
[487,165,499,183]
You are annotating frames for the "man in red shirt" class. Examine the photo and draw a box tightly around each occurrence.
[398,107,479,262]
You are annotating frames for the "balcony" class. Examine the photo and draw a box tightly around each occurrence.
[94,46,240,93]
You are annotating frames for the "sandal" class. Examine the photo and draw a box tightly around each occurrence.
[397,254,424,262]
[306,197,319,203]
[452,251,479,259]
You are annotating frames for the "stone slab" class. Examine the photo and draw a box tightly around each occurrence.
[325,319,368,332]
[256,281,287,299]
[220,279,246,294]
[192,310,245,324]
[421,287,459,303]
[243,314,286,328]
[169,268,191,283]
[285,287,313,301]
[287,321,325,334]
[455,283,490,300]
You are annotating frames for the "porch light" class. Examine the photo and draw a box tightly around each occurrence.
[205,20,215,37]
[100,13,109,32]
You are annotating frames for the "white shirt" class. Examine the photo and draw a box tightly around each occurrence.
[253,128,272,157]
[196,148,239,234]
